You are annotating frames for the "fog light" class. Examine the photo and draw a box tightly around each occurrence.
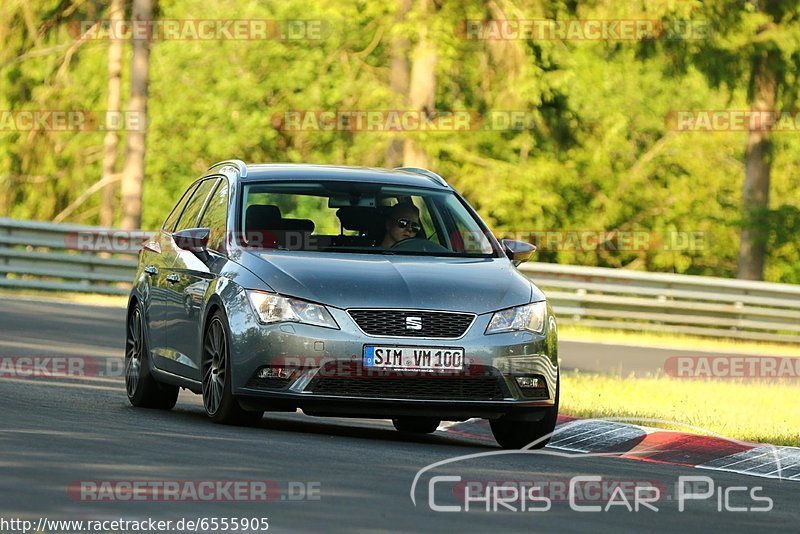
[258,366,292,379]
[515,376,540,388]
[514,375,548,398]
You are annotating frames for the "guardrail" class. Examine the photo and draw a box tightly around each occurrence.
[0,218,142,295]
[2,218,799,343]
[518,263,800,343]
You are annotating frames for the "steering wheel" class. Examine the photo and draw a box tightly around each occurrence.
[389,237,451,253]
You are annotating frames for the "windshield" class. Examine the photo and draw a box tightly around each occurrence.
[239,181,499,258]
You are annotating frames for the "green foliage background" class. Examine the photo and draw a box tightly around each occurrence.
[1,0,798,282]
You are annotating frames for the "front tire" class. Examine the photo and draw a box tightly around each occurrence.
[125,302,179,410]
[392,417,440,434]
[202,310,263,426]
[490,378,559,449]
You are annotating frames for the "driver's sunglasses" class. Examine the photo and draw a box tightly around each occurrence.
[396,218,422,234]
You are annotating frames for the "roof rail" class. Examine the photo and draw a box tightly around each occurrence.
[208,159,248,178]
[393,167,448,187]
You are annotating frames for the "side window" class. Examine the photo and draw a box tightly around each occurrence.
[174,179,217,232]
[162,182,199,232]
[411,196,436,240]
[198,179,229,252]
[450,207,494,254]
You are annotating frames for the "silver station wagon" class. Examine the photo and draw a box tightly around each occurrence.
[125,161,559,448]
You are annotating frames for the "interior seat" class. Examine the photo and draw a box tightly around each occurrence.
[334,207,385,247]
[244,204,282,248]
[280,218,316,250]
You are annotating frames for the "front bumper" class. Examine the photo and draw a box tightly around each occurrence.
[227,299,558,420]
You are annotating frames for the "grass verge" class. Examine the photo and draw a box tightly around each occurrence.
[0,289,127,308]
[560,324,800,357]
[561,369,800,447]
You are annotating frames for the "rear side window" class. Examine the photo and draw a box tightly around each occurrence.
[162,182,199,232]
[198,179,229,251]
[174,179,218,232]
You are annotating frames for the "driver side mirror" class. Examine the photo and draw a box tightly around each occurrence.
[501,239,536,266]
[173,227,210,254]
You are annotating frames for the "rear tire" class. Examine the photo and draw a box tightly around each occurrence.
[392,417,440,434]
[490,377,559,449]
[202,310,263,426]
[125,302,179,410]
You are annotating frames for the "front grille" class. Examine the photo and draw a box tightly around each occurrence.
[307,375,507,400]
[348,309,475,338]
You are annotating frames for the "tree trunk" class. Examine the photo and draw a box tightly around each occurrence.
[99,0,123,227]
[120,0,153,230]
[385,0,411,167]
[403,0,436,168]
[737,52,777,280]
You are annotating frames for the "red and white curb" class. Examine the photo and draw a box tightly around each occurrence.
[439,417,800,481]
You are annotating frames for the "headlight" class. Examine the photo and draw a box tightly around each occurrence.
[485,301,547,335]
[247,291,339,329]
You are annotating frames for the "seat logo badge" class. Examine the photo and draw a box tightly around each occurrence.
[406,316,423,330]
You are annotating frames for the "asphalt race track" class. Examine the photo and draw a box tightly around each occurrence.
[0,296,796,533]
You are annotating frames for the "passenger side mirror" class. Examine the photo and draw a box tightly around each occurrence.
[501,239,536,266]
[173,227,210,254]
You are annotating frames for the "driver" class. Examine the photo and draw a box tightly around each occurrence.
[380,202,422,248]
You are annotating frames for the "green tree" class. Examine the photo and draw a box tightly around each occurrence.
[120,0,154,230]
[645,0,800,280]
[100,0,124,227]
[1,0,798,284]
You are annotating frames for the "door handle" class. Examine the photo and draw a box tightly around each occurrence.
[166,273,181,284]
[144,265,158,276]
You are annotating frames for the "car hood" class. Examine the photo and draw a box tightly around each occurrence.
[239,251,543,314]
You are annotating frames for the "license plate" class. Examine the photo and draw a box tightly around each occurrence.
[363,346,464,371]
